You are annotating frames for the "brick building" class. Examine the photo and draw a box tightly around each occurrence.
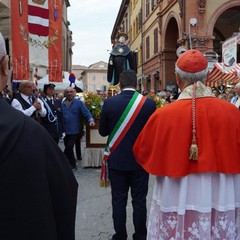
[111,0,240,93]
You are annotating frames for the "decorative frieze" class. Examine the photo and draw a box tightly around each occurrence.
[178,0,183,18]
[198,0,206,14]
[192,37,209,46]
[157,12,162,34]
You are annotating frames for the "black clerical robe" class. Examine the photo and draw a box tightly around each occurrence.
[0,98,78,240]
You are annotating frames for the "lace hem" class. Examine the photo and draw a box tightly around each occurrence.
[147,201,240,240]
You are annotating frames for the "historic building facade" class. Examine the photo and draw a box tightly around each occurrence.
[81,61,108,93]
[111,0,240,93]
[130,0,144,92]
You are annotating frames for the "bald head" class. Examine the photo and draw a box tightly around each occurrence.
[235,82,240,89]
[234,82,240,96]
[19,81,34,96]
[65,87,75,101]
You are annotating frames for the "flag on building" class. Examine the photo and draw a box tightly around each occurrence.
[11,0,63,82]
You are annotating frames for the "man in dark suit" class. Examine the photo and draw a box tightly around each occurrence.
[41,83,63,143]
[99,70,156,240]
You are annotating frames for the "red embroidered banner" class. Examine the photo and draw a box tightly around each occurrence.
[11,0,63,82]
[11,0,29,81]
[48,0,62,82]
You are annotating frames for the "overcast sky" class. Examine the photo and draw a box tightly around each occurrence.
[67,0,122,67]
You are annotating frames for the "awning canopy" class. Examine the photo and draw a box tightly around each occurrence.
[206,62,240,87]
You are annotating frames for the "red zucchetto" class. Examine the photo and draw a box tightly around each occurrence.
[176,49,208,73]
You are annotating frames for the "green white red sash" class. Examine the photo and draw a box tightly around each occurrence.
[100,91,146,187]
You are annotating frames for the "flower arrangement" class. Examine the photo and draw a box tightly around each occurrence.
[147,92,164,108]
[83,92,104,119]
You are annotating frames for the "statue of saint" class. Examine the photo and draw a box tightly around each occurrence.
[107,32,137,86]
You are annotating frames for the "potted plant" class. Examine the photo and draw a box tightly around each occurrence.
[83,92,106,148]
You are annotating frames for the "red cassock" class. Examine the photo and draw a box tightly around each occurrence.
[133,97,240,177]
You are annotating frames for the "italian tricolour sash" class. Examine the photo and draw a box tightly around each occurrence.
[100,91,146,187]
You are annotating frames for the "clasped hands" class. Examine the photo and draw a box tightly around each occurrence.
[33,100,42,110]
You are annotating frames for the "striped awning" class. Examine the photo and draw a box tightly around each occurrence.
[206,63,240,87]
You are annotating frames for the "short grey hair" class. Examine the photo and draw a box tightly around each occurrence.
[157,91,167,98]
[0,32,6,62]
[175,64,209,84]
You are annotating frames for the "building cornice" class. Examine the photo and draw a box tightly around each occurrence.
[158,0,177,17]
[111,0,130,43]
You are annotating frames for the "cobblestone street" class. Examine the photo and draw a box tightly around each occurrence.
[73,165,154,240]
[59,140,154,240]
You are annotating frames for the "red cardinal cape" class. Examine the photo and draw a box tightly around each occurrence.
[133,97,240,177]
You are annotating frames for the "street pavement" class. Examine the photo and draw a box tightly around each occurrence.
[58,141,155,240]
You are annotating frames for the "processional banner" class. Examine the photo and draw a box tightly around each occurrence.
[11,0,63,82]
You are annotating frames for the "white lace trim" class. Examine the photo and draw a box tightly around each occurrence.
[147,173,240,239]
[147,207,240,239]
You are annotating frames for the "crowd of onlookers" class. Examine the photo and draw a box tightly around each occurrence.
[1,81,240,110]
[211,83,237,102]
[0,81,96,171]
[143,82,240,108]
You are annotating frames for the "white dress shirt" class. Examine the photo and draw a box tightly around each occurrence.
[11,93,47,117]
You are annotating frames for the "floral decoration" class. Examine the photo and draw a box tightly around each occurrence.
[83,92,104,119]
[147,92,165,108]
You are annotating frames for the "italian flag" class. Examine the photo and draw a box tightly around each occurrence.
[11,0,63,82]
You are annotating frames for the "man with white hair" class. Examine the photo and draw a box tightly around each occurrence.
[134,49,240,239]
[0,32,78,240]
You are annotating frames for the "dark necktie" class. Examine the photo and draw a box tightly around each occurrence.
[28,96,33,105]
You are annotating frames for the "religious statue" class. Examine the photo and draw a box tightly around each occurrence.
[107,32,137,86]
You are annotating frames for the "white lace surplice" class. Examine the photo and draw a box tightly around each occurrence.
[148,173,240,240]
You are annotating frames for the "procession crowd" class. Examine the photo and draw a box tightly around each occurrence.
[1,81,97,171]
[1,28,240,240]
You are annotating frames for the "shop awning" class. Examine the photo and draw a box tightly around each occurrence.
[206,62,240,87]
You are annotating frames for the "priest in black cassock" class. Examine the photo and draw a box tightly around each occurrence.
[0,32,78,240]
